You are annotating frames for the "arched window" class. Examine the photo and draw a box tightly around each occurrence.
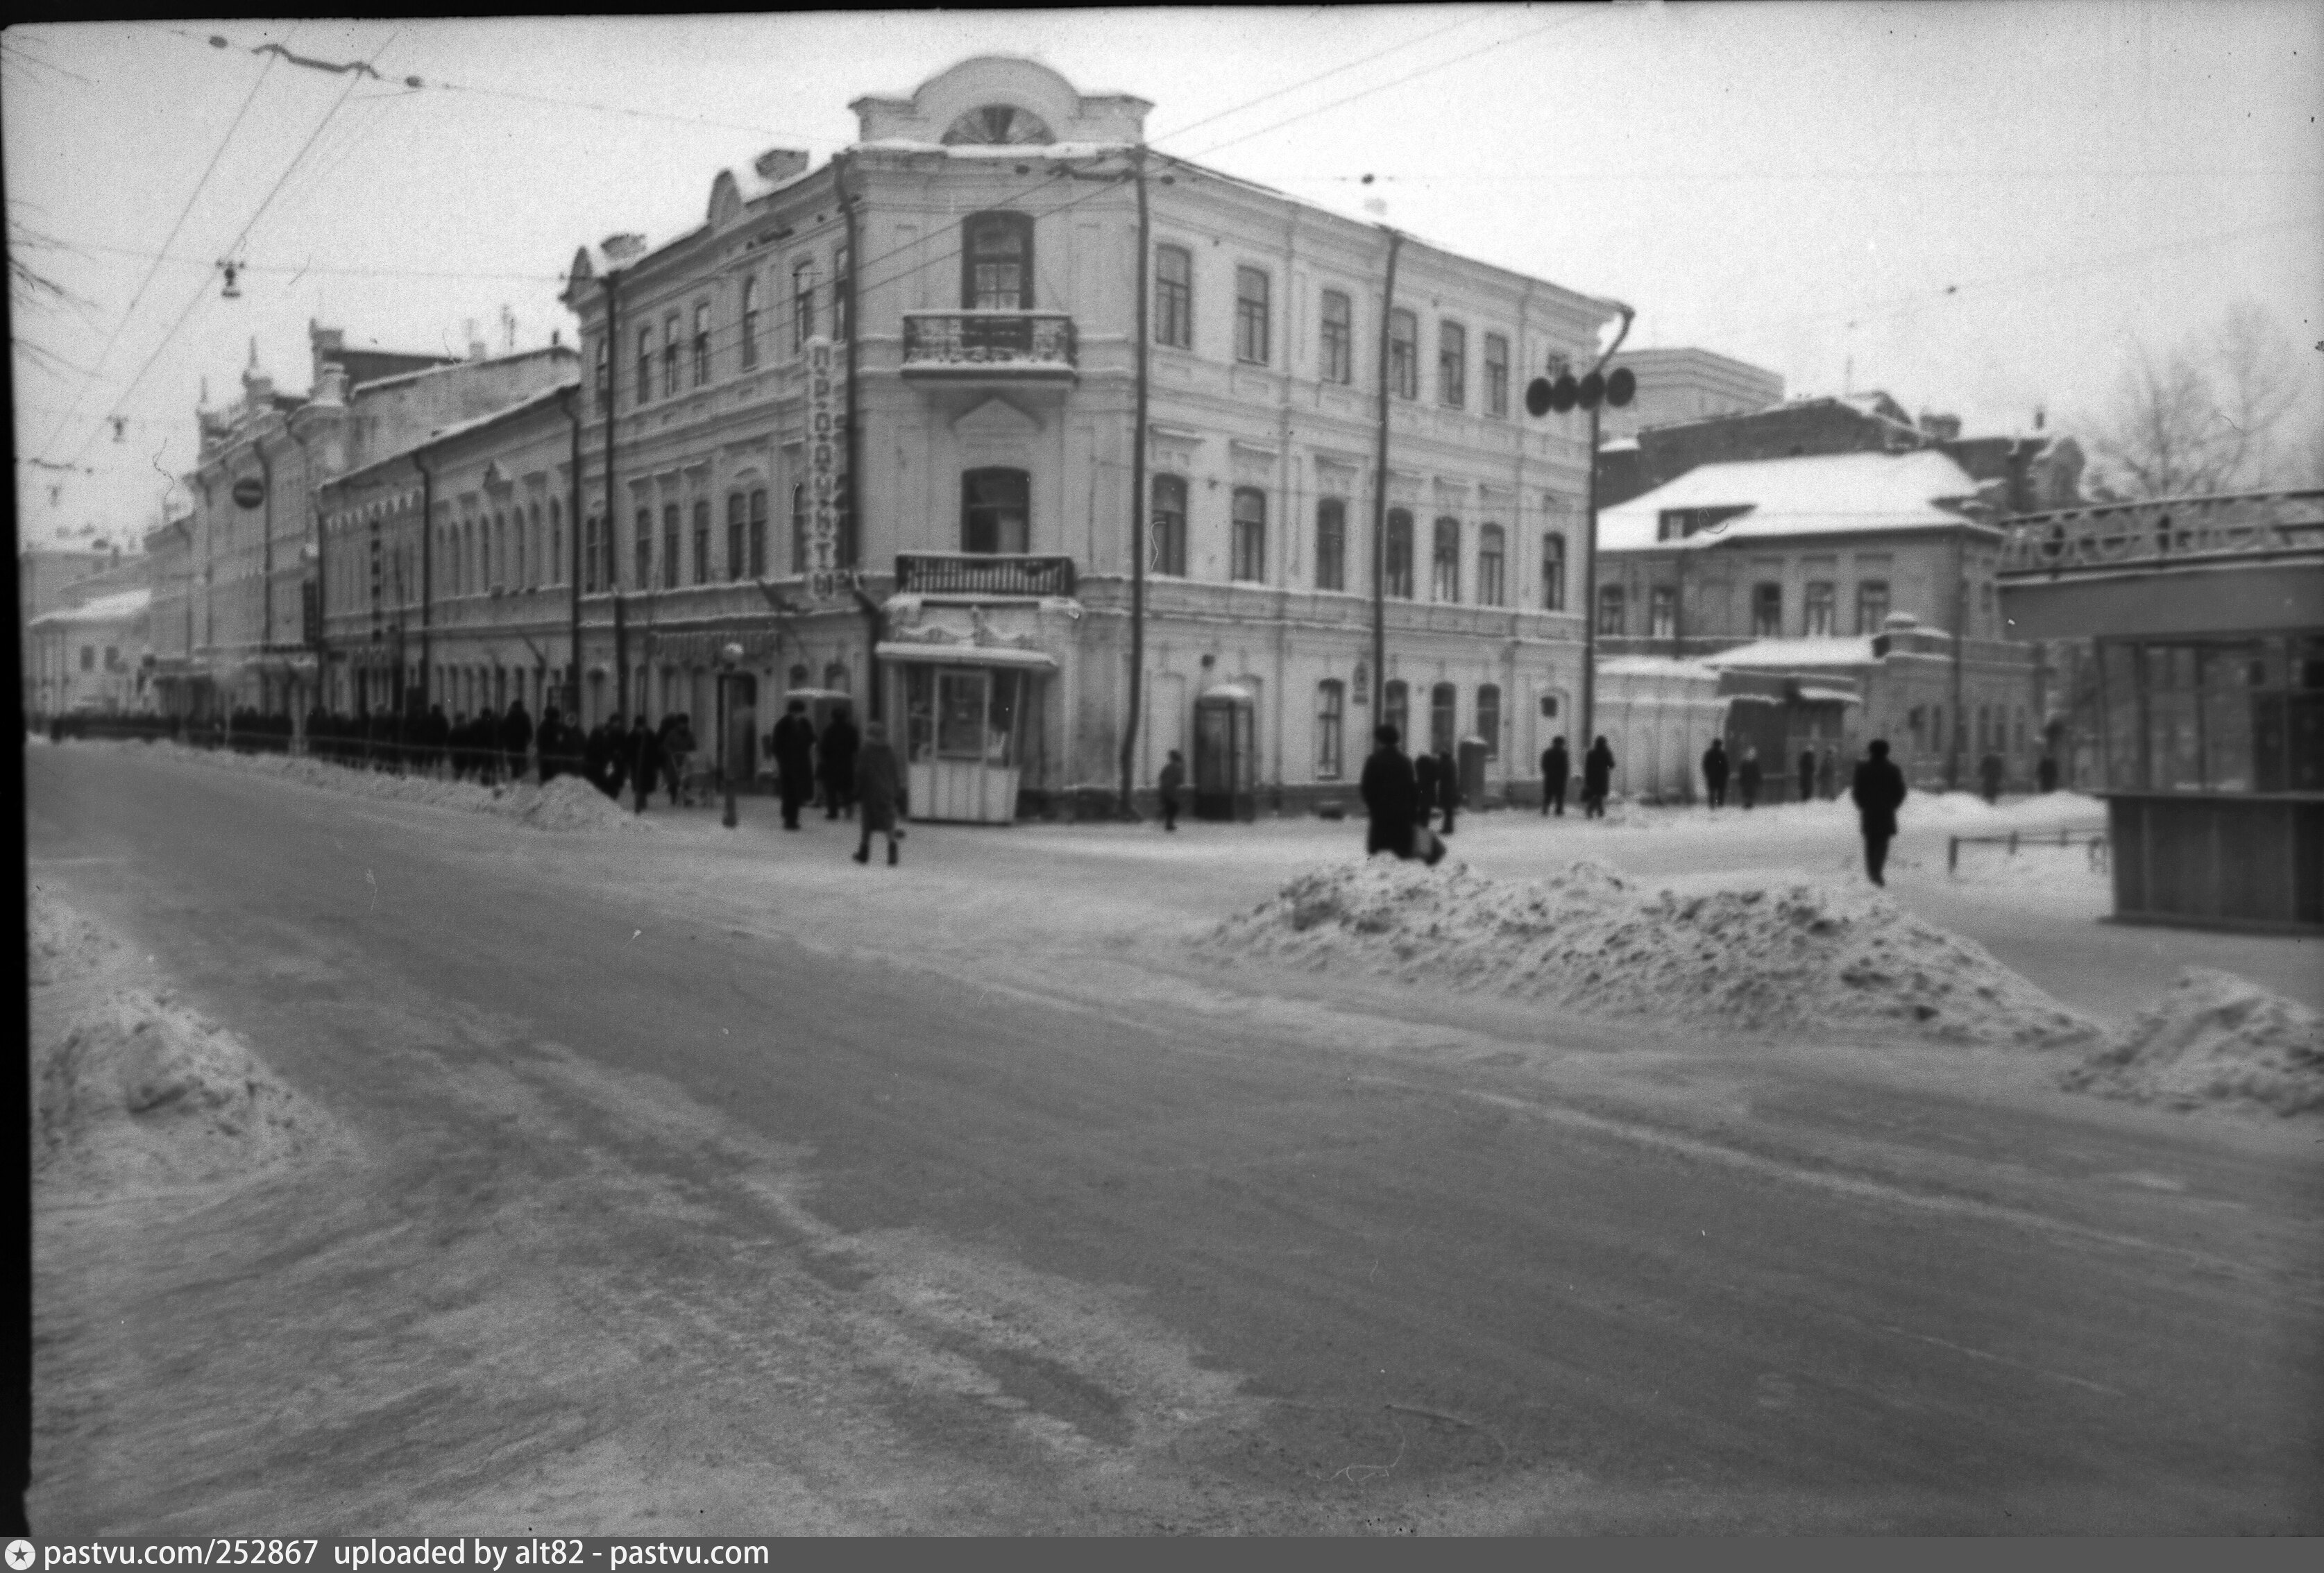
[962,212,1034,310]
[1477,684,1501,758]
[1477,525,1504,606]
[739,275,759,369]
[727,493,745,581]
[1314,497,1346,592]
[962,468,1030,554]
[1150,474,1187,576]
[1316,680,1346,780]
[1430,682,1458,756]
[1432,516,1460,602]
[748,488,768,578]
[1385,508,1414,599]
[1230,487,1266,582]
[1541,531,1566,611]
[1383,680,1409,747]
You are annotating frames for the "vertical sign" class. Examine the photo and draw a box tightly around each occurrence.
[805,337,847,599]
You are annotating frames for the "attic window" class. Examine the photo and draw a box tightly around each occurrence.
[942,105,1055,146]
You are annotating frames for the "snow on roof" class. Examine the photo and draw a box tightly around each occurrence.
[1596,654,1720,679]
[1599,436,1640,454]
[1599,450,1984,552]
[857,139,1133,160]
[423,380,577,447]
[1700,636,1881,670]
[31,588,151,627]
[350,345,572,396]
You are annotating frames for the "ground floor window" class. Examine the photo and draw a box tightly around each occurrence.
[1477,684,1500,757]
[1384,680,1409,746]
[1316,679,1344,779]
[1430,683,1457,756]
[906,665,1021,767]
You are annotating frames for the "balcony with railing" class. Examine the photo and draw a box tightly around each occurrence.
[894,552,1076,598]
[899,312,1076,381]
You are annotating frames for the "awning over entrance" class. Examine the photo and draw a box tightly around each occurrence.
[874,641,1057,670]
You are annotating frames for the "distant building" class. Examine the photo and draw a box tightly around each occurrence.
[1597,347,1783,443]
[1596,449,2041,788]
[26,588,154,718]
[19,541,143,721]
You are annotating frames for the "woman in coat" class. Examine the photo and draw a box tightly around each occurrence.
[1582,736,1616,819]
[851,720,907,865]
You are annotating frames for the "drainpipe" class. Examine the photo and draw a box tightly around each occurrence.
[559,384,583,715]
[1577,302,1635,758]
[834,151,875,720]
[1369,226,1402,720]
[415,452,433,712]
[602,271,627,721]
[1119,144,1151,815]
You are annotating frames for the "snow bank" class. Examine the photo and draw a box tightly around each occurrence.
[162,746,653,831]
[1198,858,2102,1051]
[2060,969,2324,1116]
[31,888,339,1193]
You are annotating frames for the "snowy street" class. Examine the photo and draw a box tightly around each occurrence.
[27,741,2324,1533]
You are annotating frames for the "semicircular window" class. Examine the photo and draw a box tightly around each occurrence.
[942,104,1055,146]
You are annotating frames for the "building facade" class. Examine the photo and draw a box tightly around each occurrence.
[1597,347,1783,443]
[535,56,1619,817]
[26,588,155,718]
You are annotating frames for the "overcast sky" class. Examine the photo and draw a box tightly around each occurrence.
[8,3,2320,547]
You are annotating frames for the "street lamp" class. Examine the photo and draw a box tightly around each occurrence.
[718,641,744,828]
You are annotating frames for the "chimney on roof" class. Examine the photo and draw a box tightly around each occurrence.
[601,232,647,264]
[1917,410,1961,442]
[464,318,486,361]
[753,148,808,185]
[314,364,348,406]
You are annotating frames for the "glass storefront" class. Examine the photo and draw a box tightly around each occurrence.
[2094,634,2324,792]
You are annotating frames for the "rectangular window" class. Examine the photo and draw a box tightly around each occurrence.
[962,468,1030,554]
[1430,683,1458,756]
[1649,585,1676,639]
[693,499,711,584]
[739,276,758,369]
[727,493,745,581]
[693,302,711,386]
[964,213,1032,311]
[1320,289,1352,384]
[1385,509,1414,599]
[1805,581,1835,637]
[635,509,653,588]
[662,315,679,398]
[79,645,94,672]
[1314,497,1346,592]
[748,488,767,578]
[1541,532,1566,610]
[1476,684,1501,758]
[636,328,653,407]
[1316,681,1345,781]
[1753,582,1783,638]
[1150,474,1187,576]
[1235,266,1270,365]
[1439,320,1465,408]
[1231,488,1267,581]
[1389,309,1417,399]
[833,241,850,340]
[1431,517,1460,602]
[793,260,817,348]
[1155,244,1191,350]
[791,484,808,574]
[661,504,680,589]
[1384,680,1409,745]
[1477,525,1504,607]
[594,338,609,412]
[1597,584,1626,636]
[1484,332,1509,418]
[583,515,600,593]
[1850,579,1884,634]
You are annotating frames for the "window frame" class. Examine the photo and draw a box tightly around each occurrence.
[748,488,768,579]
[1154,244,1192,350]
[635,508,653,589]
[1230,486,1267,581]
[1804,580,1836,638]
[1320,288,1352,384]
[1477,523,1505,606]
[727,493,746,581]
[1389,309,1418,400]
[1430,682,1458,756]
[1477,683,1502,758]
[661,503,681,590]
[962,467,1031,555]
[1597,583,1626,637]
[1438,319,1466,409]
[1649,584,1677,640]
[793,258,817,349]
[1149,473,1188,577]
[1234,266,1271,366]
[1431,516,1461,603]
[1314,496,1347,592]
[1385,507,1414,599]
[1541,531,1566,611]
[1752,581,1783,638]
[1856,579,1891,636]
[661,313,679,399]
[738,275,758,369]
[693,498,711,584]
[1316,679,1346,781]
[962,211,1034,312]
[692,300,711,387]
[1483,332,1509,418]
[636,327,653,407]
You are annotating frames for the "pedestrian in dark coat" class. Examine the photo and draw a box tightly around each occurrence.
[628,716,662,815]
[770,699,817,830]
[1798,747,1818,804]
[1582,736,1616,819]
[1978,749,2005,806]
[1412,749,1441,828]
[1157,749,1185,832]
[502,698,534,784]
[1701,738,1730,808]
[851,720,908,866]
[657,714,689,806]
[606,717,634,801]
[1851,739,1908,886]
[1359,724,1427,861]
[2037,754,2060,794]
[1434,745,1459,836]
[583,720,616,799]
[1540,737,1570,817]
[536,709,564,783]
[1737,745,1763,810]
[1819,746,1839,802]
[820,705,860,820]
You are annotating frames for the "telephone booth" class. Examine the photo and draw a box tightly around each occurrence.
[894,654,1048,824]
[1193,685,1257,822]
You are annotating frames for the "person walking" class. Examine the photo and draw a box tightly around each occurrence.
[1411,746,1441,831]
[1818,745,1838,802]
[770,699,817,830]
[1434,744,1460,835]
[1701,738,1729,809]
[1582,735,1616,819]
[628,715,663,815]
[2037,753,2060,794]
[501,697,533,785]
[820,704,860,820]
[584,717,616,799]
[1978,747,2005,806]
[1736,745,1763,810]
[1851,738,1908,887]
[1157,749,1185,831]
[1361,724,1436,862]
[851,720,908,866]
[659,713,694,807]
[1540,736,1570,817]
[1798,746,1817,804]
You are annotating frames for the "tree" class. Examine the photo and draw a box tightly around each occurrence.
[2083,301,2305,499]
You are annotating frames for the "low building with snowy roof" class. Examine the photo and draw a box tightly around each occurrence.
[1595,450,2041,790]
[28,587,154,719]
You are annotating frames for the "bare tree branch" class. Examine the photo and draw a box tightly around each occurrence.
[2084,301,2306,498]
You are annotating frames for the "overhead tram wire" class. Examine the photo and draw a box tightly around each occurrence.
[30,44,284,464]
[66,28,403,468]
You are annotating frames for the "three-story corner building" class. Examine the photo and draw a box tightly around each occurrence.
[552,56,1621,819]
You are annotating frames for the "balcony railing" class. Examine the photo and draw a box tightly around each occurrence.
[894,552,1076,598]
[1997,488,2324,576]
[900,311,1076,377]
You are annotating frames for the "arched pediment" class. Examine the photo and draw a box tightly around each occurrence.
[852,56,1151,146]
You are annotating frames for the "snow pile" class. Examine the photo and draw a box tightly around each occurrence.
[509,772,646,831]
[2060,969,2324,1116]
[164,746,652,831]
[1198,858,2102,1051]
[31,889,338,1193]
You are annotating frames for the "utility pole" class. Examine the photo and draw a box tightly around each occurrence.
[1369,226,1403,721]
[1120,144,1151,816]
